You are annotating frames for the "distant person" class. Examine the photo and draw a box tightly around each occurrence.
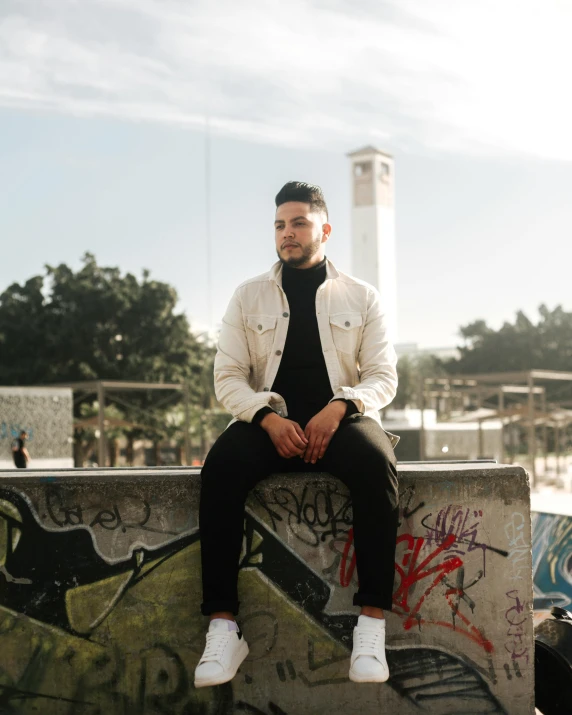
[12,431,30,469]
[195,181,399,688]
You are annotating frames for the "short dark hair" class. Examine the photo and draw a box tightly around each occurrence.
[275,181,328,219]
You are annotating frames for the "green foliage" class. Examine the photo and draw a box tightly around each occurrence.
[445,304,572,374]
[74,401,127,466]
[0,253,202,387]
[0,254,221,440]
[394,353,447,409]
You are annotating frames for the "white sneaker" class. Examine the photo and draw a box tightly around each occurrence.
[194,619,249,688]
[349,615,389,683]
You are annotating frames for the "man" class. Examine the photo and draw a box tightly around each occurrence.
[12,431,30,469]
[195,181,399,688]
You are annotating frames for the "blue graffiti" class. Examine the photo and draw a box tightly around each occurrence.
[532,512,572,610]
[0,423,34,442]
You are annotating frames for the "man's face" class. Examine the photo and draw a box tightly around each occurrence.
[274,202,330,269]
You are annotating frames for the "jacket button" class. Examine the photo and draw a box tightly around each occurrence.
[263,387,270,391]
[276,350,282,356]
[345,321,350,327]
[283,312,289,318]
[258,324,262,330]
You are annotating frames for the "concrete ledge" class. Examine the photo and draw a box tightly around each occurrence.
[0,458,74,470]
[0,463,533,714]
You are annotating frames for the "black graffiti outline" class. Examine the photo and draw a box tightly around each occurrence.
[443,565,485,621]
[0,484,510,714]
[398,485,426,526]
[421,508,509,566]
[45,486,180,536]
[253,483,353,547]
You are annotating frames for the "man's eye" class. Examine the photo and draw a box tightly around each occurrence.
[294,222,305,226]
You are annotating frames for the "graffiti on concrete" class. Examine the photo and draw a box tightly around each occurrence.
[505,512,530,583]
[0,423,35,443]
[4,484,198,565]
[0,476,530,714]
[532,511,572,611]
[504,590,529,664]
[421,505,508,574]
[0,389,72,462]
[393,532,494,654]
[252,482,353,548]
[45,485,183,537]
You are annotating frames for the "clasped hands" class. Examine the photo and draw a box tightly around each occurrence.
[260,401,348,463]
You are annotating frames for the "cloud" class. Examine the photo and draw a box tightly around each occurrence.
[1,0,571,159]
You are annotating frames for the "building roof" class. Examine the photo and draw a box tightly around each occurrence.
[346,145,393,159]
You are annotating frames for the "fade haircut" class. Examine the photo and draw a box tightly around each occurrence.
[275,181,328,219]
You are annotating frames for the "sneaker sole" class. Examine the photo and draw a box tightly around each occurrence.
[194,640,249,688]
[349,667,389,684]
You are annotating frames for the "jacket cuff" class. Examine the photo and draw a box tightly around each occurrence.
[252,406,276,425]
[344,399,360,417]
[234,391,286,423]
[330,391,364,414]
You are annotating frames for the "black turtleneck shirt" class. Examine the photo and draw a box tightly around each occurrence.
[253,257,357,429]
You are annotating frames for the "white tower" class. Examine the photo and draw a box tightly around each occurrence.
[348,146,397,342]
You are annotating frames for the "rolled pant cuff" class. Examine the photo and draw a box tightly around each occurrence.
[201,600,240,616]
[353,592,393,611]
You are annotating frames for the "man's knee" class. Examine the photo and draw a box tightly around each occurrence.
[201,423,276,489]
[330,444,397,499]
[338,438,395,472]
[354,453,396,486]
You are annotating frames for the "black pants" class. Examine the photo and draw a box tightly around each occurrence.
[199,414,398,616]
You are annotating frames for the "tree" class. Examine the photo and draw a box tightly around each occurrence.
[0,253,203,386]
[394,353,447,409]
[0,254,221,458]
[443,305,572,407]
[445,305,572,375]
[73,401,128,467]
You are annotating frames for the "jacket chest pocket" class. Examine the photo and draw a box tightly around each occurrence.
[329,313,363,355]
[246,315,277,356]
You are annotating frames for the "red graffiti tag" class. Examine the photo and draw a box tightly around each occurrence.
[393,533,494,653]
[393,533,461,619]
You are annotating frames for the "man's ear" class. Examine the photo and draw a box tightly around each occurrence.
[322,222,332,243]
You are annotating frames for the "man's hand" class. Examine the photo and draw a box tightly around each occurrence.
[303,401,347,464]
[260,412,308,458]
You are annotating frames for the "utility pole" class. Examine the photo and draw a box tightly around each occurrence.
[205,115,213,328]
[499,387,505,464]
[528,372,536,486]
[419,378,425,460]
[97,381,106,467]
[183,383,191,466]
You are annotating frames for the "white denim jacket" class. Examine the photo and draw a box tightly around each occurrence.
[214,258,398,442]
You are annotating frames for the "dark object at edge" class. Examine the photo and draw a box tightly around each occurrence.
[535,606,572,715]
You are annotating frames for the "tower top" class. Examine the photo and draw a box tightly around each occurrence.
[347,145,393,160]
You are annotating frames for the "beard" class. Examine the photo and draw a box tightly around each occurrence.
[276,236,322,268]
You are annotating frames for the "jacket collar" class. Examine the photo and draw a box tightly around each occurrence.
[269,257,339,287]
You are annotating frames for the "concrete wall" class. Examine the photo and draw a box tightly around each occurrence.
[424,423,503,461]
[0,387,73,469]
[391,426,503,462]
[0,463,533,714]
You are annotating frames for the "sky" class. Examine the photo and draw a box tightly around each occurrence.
[0,0,571,348]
